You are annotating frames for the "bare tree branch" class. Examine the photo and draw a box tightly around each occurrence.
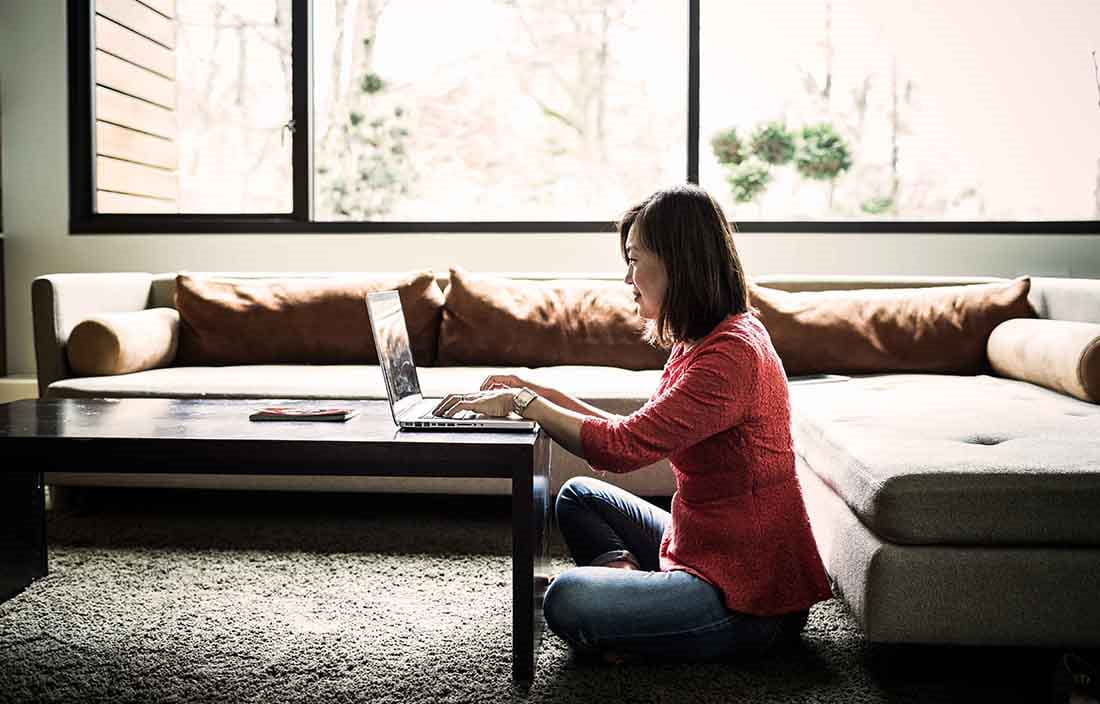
[1093,50,1099,109]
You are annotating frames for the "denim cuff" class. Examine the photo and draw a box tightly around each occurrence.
[590,549,640,569]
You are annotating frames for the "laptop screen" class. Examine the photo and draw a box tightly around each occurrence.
[366,291,423,413]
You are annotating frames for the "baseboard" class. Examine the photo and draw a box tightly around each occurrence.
[0,375,38,403]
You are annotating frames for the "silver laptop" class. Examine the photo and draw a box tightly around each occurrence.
[366,290,537,431]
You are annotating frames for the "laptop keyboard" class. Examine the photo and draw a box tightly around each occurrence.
[416,405,478,421]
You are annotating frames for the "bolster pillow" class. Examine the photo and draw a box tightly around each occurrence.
[66,308,180,376]
[987,318,1100,403]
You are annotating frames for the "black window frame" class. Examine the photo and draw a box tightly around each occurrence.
[68,0,1099,235]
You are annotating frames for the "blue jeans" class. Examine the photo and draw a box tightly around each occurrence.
[543,476,807,660]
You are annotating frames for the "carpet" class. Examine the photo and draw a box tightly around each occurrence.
[0,488,1079,703]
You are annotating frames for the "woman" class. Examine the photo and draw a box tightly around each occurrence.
[435,184,831,662]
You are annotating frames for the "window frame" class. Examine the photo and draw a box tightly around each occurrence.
[67,0,1100,235]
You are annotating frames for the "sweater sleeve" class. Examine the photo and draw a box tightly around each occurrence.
[580,336,759,474]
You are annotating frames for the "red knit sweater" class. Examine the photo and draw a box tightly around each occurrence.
[580,312,832,616]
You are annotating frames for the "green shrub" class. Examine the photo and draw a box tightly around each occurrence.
[726,158,771,203]
[749,121,796,165]
[710,128,745,166]
[795,123,852,180]
[860,196,894,215]
[360,73,385,94]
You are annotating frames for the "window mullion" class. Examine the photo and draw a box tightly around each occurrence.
[291,0,312,222]
[688,0,700,184]
[68,0,96,223]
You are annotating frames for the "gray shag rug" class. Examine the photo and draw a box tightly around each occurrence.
[0,488,1080,703]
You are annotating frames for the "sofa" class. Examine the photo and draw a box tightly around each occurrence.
[31,269,1100,648]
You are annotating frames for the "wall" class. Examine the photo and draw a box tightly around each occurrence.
[2,2,1099,377]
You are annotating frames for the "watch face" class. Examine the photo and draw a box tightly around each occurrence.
[514,388,537,412]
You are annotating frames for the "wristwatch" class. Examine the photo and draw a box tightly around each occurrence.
[512,387,539,418]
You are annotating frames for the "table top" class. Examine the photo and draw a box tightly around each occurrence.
[0,398,542,478]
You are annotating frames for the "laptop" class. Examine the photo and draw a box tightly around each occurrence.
[366,290,537,431]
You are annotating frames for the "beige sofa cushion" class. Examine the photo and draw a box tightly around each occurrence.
[751,278,1035,375]
[791,373,1100,546]
[988,319,1100,403]
[437,268,669,370]
[66,308,179,376]
[175,272,444,366]
[796,455,1100,646]
[46,363,664,405]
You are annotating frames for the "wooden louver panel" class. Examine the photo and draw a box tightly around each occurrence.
[93,0,178,213]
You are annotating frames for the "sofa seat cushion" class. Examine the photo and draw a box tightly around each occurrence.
[47,365,663,411]
[791,374,1100,546]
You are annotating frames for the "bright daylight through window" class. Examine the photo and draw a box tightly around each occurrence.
[92,0,293,214]
[81,0,1100,226]
[700,0,1100,222]
[312,0,686,221]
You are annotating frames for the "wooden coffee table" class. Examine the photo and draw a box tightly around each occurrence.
[0,398,552,682]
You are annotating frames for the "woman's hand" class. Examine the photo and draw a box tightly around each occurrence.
[480,374,540,394]
[482,373,618,421]
[436,384,590,458]
[433,389,517,419]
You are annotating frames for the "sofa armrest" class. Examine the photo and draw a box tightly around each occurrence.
[32,273,154,396]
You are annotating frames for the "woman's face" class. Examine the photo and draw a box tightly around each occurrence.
[624,223,668,321]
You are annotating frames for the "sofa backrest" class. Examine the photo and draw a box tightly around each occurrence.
[1029,277,1100,324]
[33,271,1098,395]
[147,272,1006,309]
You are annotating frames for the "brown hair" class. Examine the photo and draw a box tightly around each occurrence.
[619,184,751,348]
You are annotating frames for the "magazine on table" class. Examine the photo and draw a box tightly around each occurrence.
[249,406,359,422]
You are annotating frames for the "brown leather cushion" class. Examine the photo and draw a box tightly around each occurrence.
[751,277,1036,375]
[988,318,1100,403]
[175,273,444,365]
[437,268,669,370]
[67,308,179,376]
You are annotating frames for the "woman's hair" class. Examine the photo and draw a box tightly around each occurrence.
[618,183,751,348]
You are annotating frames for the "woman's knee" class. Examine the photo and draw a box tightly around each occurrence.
[554,476,595,526]
[555,476,608,515]
[557,475,604,503]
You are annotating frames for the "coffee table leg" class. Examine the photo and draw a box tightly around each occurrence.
[0,472,47,602]
[511,433,551,683]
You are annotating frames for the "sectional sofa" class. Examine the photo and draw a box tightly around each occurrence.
[30,269,1100,648]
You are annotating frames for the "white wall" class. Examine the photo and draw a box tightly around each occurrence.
[3,1,1099,376]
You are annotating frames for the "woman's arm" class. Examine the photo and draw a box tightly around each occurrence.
[521,396,587,456]
[481,374,618,421]
[580,345,758,474]
[433,388,588,456]
[440,342,755,471]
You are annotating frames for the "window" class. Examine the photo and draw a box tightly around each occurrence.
[313,1,685,221]
[699,0,1100,225]
[68,0,1100,233]
[89,0,293,214]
